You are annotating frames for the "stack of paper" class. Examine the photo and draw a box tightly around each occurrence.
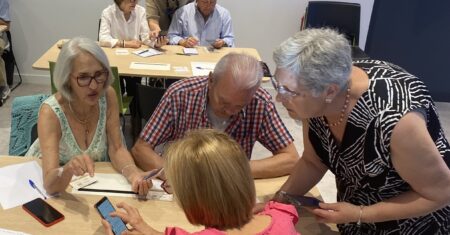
[183,48,198,55]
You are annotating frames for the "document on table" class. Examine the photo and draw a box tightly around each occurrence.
[72,173,173,201]
[0,161,49,210]
[115,49,129,55]
[130,62,171,71]
[191,62,216,76]
[0,228,31,235]
[132,48,163,57]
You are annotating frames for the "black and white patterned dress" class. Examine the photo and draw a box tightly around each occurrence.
[308,60,450,234]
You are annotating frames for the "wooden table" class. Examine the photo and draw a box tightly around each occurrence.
[0,157,338,234]
[32,40,262,78]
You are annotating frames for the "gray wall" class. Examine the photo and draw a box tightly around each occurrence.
[10,0,373,84]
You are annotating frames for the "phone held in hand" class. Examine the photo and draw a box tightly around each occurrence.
[94,196,127,235]
[285,193,322,208]
[22,198,65,227]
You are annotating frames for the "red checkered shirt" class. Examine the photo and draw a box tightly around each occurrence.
[140,76,294,158]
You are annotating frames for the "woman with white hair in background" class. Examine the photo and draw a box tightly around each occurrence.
[271,28,450,234]
[26,37,151,197]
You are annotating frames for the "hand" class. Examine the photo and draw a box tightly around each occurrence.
[212,39,225,49]
[180,36,198,48]
[312,202,360,224]
[66,154,95,177]
[110,202,153,234]
[127,40,142,49]
[128,171,153,198]
[154,36,168,48]
[149,30,160,39]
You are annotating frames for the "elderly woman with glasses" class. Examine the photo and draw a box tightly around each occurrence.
[26,37,151,197]
[270,28,450,234]
[102,129,300,235]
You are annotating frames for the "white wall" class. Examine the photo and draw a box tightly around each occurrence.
[11,0,372,84]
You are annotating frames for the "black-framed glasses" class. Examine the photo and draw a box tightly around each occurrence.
[270,76,300,98]
[73,70,109,87]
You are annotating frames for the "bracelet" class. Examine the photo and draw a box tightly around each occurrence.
[357,205,364,226]
[121,163,135,175]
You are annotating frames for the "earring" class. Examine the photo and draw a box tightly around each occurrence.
[325,98,332,103]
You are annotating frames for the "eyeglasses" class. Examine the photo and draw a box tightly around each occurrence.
[270,76,300,98]
[73,70,109,87]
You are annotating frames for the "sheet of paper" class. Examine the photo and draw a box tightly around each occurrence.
[0,161,48,210]
[173,66,189,73]
[0,228,31,235]
[115,49,129,55]
[191,62,216,76]
[130,62,171,71]
[71,173,173,201]
[132,48,163,57]
[183,47,198,55]
[70,174,98,189]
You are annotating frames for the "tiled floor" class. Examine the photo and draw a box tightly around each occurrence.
[2,82,450,203]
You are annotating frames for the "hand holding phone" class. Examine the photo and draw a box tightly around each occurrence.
[22,198,64,227]
[285,193,322,208]
[95,197,128,235]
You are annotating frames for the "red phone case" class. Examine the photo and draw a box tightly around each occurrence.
[22,198,65,227]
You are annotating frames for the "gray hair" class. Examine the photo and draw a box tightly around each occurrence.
[273,28,352,96]
[54,37,113,101]
[213,53,263,90]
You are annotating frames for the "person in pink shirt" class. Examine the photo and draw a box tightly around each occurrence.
[102,129,300,235]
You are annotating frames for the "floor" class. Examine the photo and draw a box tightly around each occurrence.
[1,82,450,203]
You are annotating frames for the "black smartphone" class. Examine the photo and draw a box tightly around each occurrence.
[94,196,127,235]
[22,198,65,227]
[286,194,322,208]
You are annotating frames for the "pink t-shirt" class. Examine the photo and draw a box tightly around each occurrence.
[165,201,300,235]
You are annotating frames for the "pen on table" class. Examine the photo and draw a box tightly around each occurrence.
[196,66,213,70]
[28,179,47,200]
[143,168,164,181]
[138,49,149,55]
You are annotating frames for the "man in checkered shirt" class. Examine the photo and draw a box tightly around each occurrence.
[132,53,299,178]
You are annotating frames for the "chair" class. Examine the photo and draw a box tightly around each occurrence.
[2,31,23,91]
[48,62,131,127]
[303,1,369,60]
[131,84,166,139]
[9,94,50,156]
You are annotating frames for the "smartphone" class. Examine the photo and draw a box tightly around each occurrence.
[94,196,127,235]
[286,194,322,208]
[22,198,65,227]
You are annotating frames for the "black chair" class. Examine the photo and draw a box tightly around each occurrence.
[2,31,22,91]
[131,84,166,139]
[303,1,369,60]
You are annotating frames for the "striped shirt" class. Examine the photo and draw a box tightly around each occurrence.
[140,76,293,158]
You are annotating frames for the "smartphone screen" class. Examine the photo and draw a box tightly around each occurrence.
[22,198,64,227]
[286,194,322,208]
[95,197,127,235]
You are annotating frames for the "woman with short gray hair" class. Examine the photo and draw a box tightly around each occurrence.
[271,28,450,234]
[26,37,151,197]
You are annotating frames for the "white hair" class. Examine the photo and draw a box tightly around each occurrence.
[54,37,113,101]
[273,28,352,96]
[213,53,263,90]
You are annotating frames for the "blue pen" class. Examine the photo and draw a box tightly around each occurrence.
[28,179,47,200]
[138,49,149,55]
[143,168,164,181]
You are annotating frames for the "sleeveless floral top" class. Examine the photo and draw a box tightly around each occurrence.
[26,95,109,165]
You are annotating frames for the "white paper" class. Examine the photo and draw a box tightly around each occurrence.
[130,62,171,71]
[132,48,163,57]
[0,161,49,210]
[173,66,189,73]
[115,49,129,55]
[69,174,98,189]
[191,62,216,76]
[72,173,173,201]
[0,228,31,235]
[183,48,198,55]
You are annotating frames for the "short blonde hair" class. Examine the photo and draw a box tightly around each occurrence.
[164,129,255,230]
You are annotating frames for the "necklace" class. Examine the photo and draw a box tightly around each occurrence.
[322,84,351,127]
[68,101,93,148]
